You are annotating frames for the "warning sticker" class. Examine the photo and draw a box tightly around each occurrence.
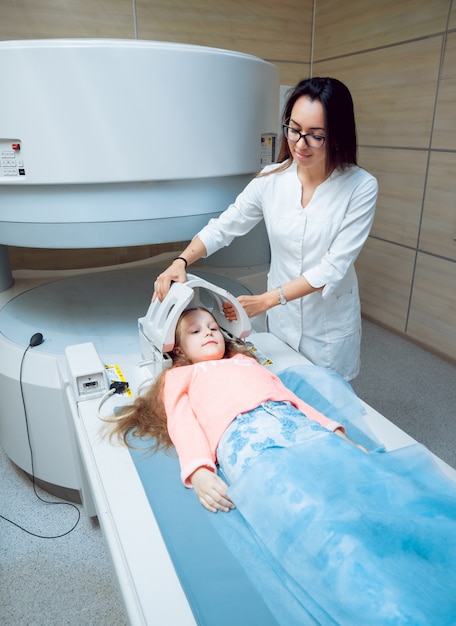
[105,364,133,396]
[246,342,273,366]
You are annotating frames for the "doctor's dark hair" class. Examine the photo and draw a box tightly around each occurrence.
[275,77,358,175]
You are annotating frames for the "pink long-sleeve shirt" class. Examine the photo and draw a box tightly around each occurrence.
[163,354,343,486]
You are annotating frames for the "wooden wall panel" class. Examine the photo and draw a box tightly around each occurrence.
[407,253,456,358]
[275,62,311,87]
[313,0,450,60]
[314,37,442,148]
[0,0,134,40]
[449,3,456,30]
[432,32,456,150]
[314,0,455,361]
[356,238,415,332]
[420,152,456,261]
[359,147,427,247]
[135,0,312,64]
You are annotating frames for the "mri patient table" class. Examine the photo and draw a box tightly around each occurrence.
[66,303,456,625]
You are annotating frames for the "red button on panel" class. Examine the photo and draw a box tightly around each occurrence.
[12,143,20,151]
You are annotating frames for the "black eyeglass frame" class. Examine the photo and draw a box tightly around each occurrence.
[282,124,326,149]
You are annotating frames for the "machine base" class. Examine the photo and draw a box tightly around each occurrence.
[0,263,256,494]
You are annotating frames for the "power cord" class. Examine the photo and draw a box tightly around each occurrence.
[96,378,152,421]
[96,381,131,420]
[0,333,81,539]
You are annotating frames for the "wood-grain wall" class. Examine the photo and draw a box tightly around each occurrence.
[312,1,456,362]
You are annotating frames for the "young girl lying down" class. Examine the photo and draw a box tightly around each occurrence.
[109,306,364,513]
[109,307,456,625]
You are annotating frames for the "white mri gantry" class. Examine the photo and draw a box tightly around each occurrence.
[0,37,279,499]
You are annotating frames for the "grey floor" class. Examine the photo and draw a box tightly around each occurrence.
[1,318,456,626]
[351,319,456,469]
[0,462,129,625]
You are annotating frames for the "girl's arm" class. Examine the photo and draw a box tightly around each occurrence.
[334,428,368,453]
[292,387,367,451]
[164,370,218,486]
[190,467,235,513]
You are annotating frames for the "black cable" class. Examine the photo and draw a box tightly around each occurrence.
[0,333,81,538]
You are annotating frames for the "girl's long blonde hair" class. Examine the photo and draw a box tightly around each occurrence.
[106,308,256,452]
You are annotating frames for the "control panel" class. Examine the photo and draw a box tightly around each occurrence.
[0,139,25,179]
[260,133,276,165]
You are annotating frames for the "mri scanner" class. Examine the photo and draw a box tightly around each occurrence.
[0,38,278,498]
[1,39,455,626]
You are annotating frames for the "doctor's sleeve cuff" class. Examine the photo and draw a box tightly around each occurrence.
[303,267,346,299]
[303,268,332,297]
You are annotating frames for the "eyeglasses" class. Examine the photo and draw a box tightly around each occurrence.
[282,124,326,149]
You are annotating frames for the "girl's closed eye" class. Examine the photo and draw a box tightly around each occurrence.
[186,324,202,334]
[176,309,226,363]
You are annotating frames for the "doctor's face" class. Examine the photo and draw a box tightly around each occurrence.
[287,96,328,174]
[175,309,226,363]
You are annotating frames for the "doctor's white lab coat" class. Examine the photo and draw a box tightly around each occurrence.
[198,161,378,380]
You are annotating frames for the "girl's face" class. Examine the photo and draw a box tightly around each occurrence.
[287,95,327,174]
[175,309,226,363]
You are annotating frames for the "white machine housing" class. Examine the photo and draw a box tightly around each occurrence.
[65,342,109,402]
[0,39,279,254]
[0,39,279,496]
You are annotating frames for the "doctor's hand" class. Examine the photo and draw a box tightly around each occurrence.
[152,259,187,302]
[223,292,276,320]
[190,467,235,513]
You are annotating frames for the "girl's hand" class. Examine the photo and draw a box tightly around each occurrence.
[334,428,369,453]
[190,467,235,513]
[222,301,238,321]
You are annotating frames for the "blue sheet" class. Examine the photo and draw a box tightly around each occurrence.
[278,364,379,450]
[209,366,456,625]
[130,364,456,625]
[212,436,456,625]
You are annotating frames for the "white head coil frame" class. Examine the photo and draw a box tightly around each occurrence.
[138,274,251,376]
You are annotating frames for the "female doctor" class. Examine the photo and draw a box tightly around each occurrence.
[154,77,378,381]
